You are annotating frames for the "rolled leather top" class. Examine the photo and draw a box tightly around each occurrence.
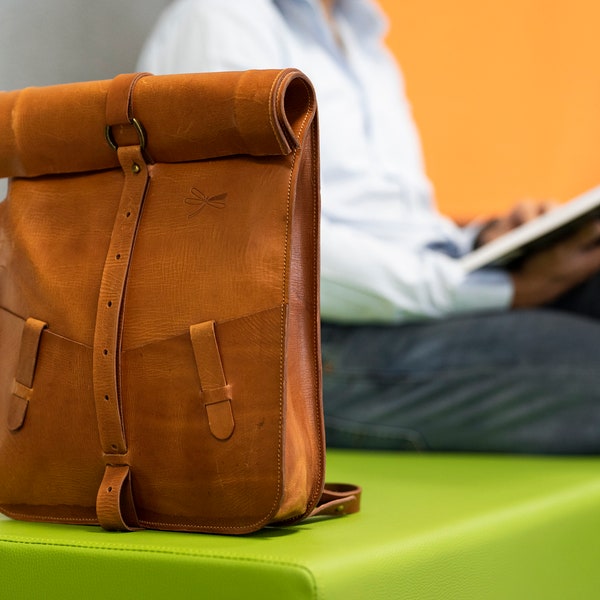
[0,68,316,178]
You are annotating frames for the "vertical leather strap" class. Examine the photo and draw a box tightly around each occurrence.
[8,317,47,432]
[96,464,140,531]
[190,321,235,441]
[105,72,151,127]
[92,145,149,456]
[104,73,152,152]
[93,73,150,531]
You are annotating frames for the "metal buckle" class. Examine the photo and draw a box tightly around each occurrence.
[105,117,146,151]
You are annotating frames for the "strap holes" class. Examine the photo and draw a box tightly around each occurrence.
[126,211,131,218]
[111,444,118,451]
[103,349,109,356]
[107,301,113,308]
[115,253,121,260]
[107,486,113,493]
[104,395,109,401]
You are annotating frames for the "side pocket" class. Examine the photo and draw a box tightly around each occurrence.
[7,317,46,432]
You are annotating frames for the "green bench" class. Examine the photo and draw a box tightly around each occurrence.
[2,449,600,599]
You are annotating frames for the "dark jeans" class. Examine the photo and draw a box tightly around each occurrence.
[321,275,600,454]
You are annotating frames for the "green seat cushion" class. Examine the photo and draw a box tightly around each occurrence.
[2,450,600,599]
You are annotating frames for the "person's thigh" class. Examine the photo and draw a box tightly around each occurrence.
[321,309,600,454]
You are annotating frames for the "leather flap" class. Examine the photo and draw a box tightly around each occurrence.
[0,69,316,178]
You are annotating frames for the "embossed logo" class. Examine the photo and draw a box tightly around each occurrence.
[185,188,227,217]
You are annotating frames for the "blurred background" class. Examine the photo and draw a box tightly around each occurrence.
[1,0,599,220]
[385,0,600,220]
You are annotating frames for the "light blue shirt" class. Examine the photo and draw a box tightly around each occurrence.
[138,0,513,322]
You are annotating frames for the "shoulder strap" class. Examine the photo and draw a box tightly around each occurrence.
[310,483,362,517]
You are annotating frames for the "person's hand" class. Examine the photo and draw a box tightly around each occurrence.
[510,220,600,308]
[475,199,557,248]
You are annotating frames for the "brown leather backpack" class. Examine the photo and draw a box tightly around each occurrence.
[0,70,359,533]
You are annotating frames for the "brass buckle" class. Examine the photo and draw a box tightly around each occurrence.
[105,118,146,151]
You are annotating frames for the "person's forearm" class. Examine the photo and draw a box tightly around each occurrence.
[510,220,600,307]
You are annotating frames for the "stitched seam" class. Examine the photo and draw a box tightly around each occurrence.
[0,305,24,322]
[294,78,313,142]
[0,307,89,351]
[268,71,313,153]
[120,304,285,354]
[309,114,325,511]
[136,518,270,533]
[278,78,321,524]
[0,508,96,524]
[267,73,289,154]
[286,95,323,522]
[272,119,297,524]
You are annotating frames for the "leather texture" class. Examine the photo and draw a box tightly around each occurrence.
[2,450,600,599]
[0,69,358,533]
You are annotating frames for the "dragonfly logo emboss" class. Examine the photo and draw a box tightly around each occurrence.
[185,188,228,218]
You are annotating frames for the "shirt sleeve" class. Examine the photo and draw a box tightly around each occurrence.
[320,216,514,323]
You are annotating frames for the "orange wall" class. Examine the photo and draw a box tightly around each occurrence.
[378,0,600,220]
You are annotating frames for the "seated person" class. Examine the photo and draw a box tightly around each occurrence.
[138,0,600,454]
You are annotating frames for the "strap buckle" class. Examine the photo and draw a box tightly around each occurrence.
[105,117,146,151]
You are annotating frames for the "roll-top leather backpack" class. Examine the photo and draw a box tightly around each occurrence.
[0,69,359,533]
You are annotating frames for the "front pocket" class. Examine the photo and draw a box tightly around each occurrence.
[0,309,101,521]
[120,305,287,532]
[0,304,290,531]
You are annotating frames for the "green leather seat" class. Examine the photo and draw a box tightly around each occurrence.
[2,449,600,599]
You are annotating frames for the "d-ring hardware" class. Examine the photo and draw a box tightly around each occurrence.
[105,118,146,151]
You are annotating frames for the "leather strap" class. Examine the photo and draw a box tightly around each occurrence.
[92,145,149,456]
[93,73,150,530]
[8,317,47,432]
[190,321,235,441]
[310,483,362,518]
[105,72,150,127]
[96,464,140,531]
[105,72,152,151]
